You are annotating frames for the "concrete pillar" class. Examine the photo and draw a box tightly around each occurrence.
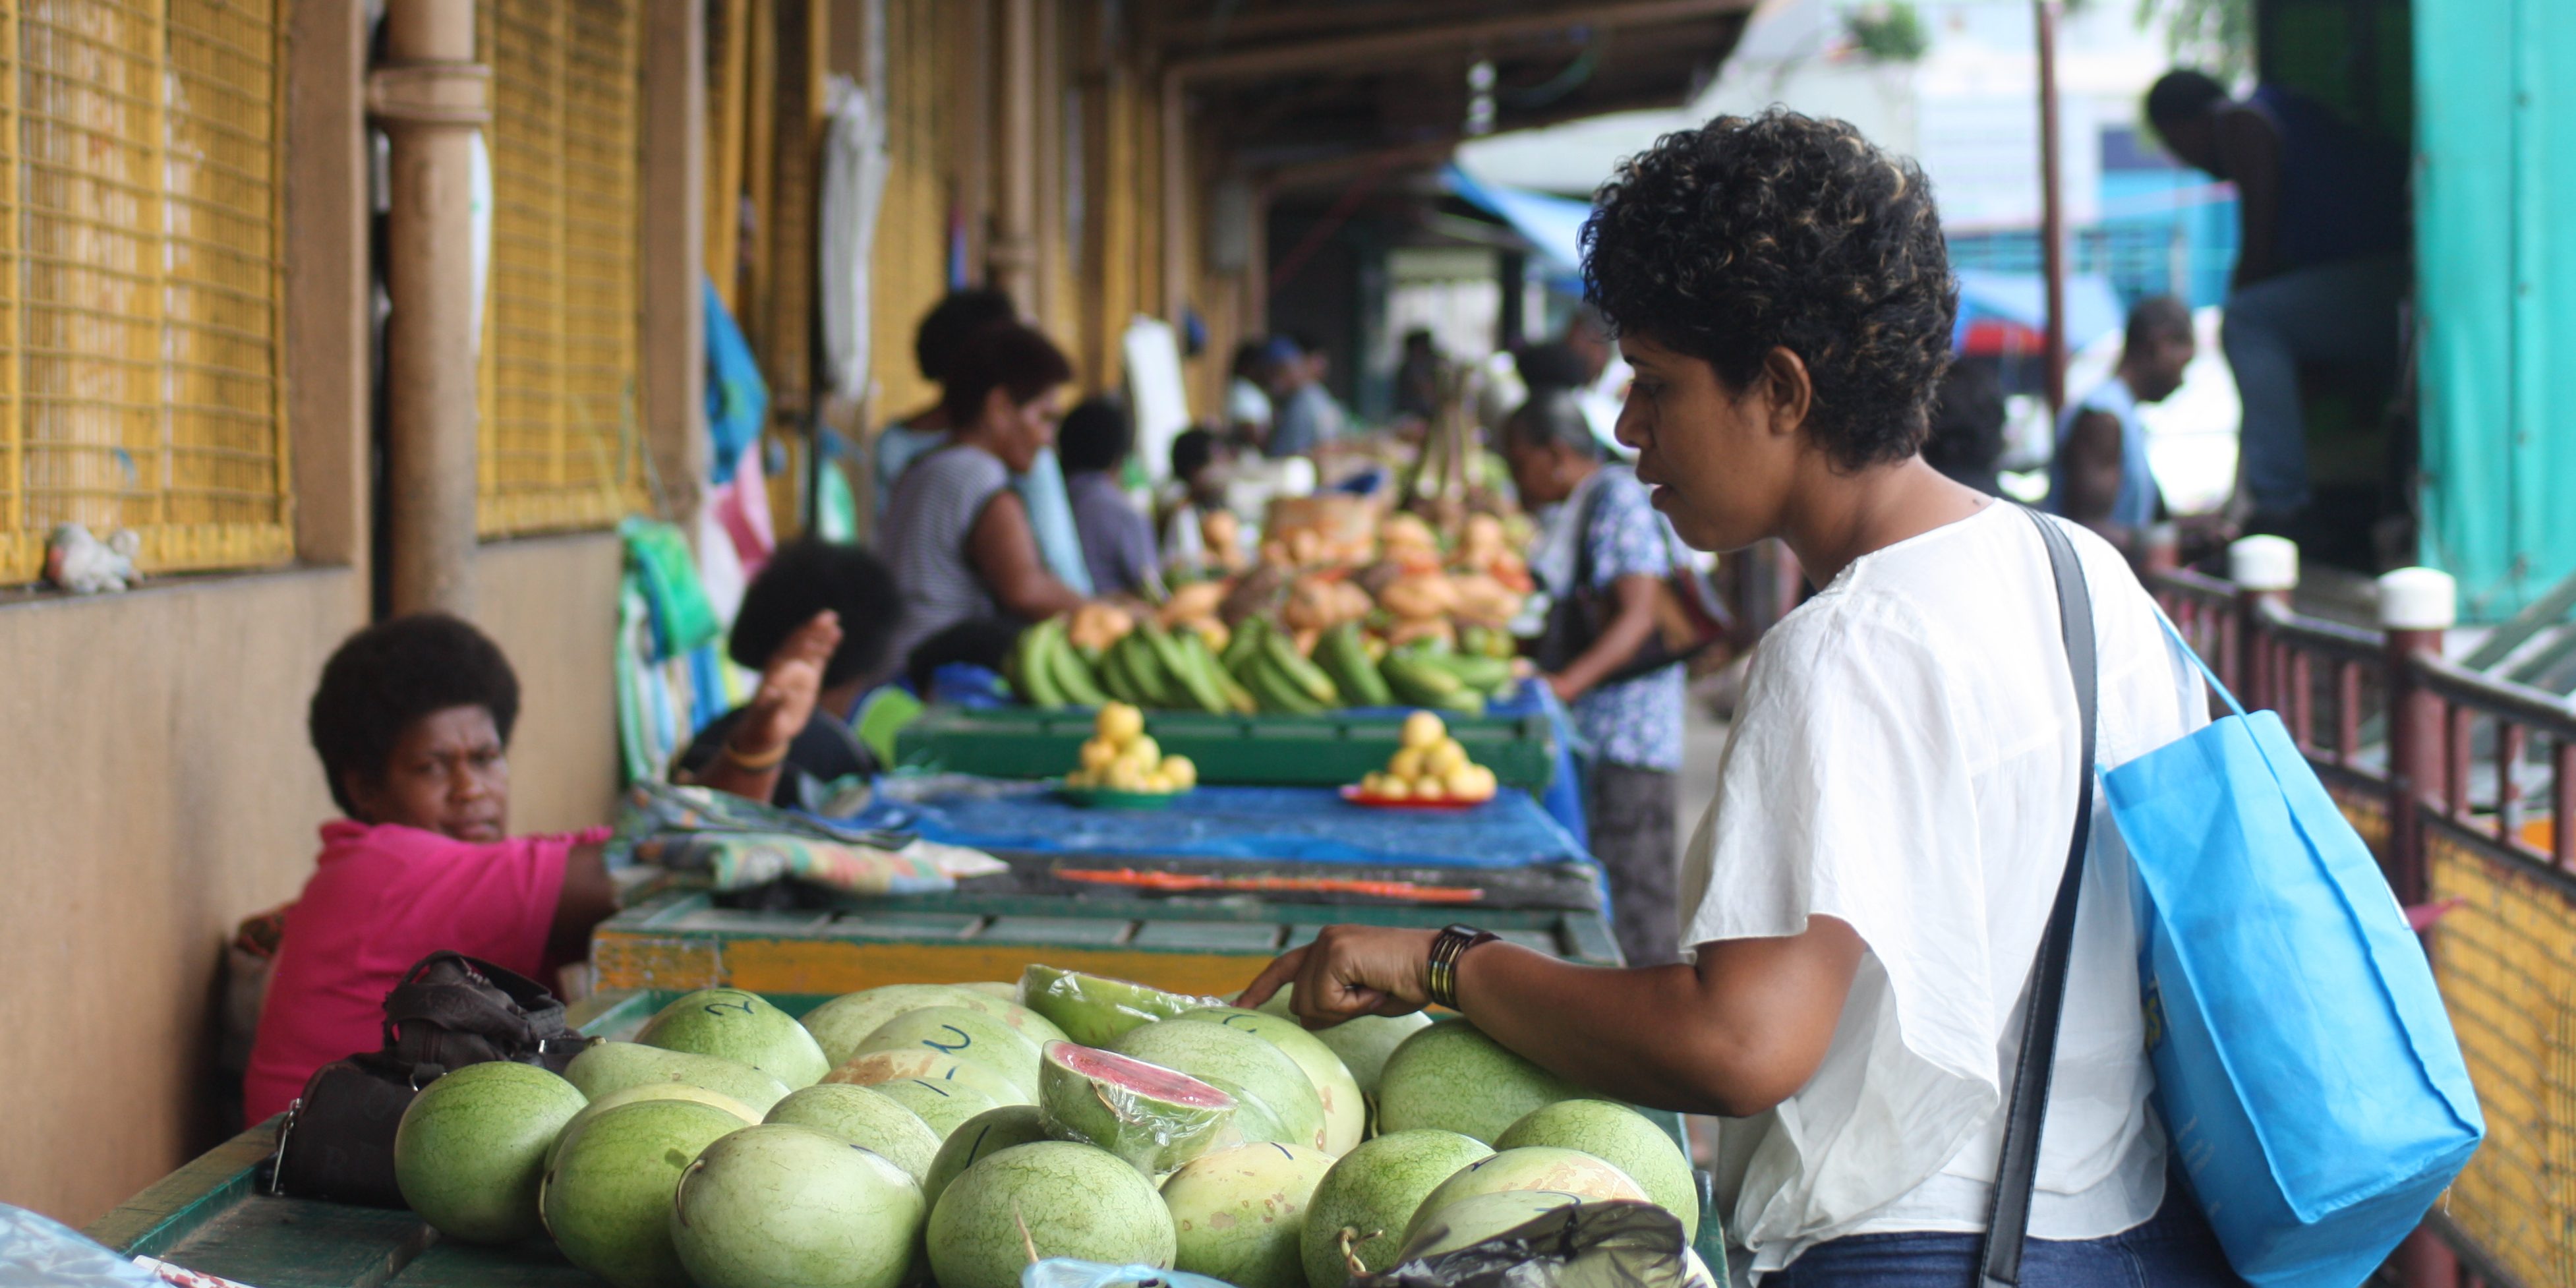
[285,0,371,572]
[2229,535,2298,710]
[370,0,488,616]
[1160,69,1188,324]
[641,0,710,529]
[990,0,1039,310]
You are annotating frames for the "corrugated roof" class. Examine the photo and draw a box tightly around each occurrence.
[1150,0,1755,190]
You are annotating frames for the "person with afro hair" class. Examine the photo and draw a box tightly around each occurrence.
[870,291,1097,600]
[243,608,842,1122]
[674,537,904,807]
[879,320,1088,674]
[871,288,1016,523]
[1241,111,2235,1285]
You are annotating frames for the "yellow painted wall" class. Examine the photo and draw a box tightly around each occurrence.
[865,0,960,423]
[860,4,1237,428]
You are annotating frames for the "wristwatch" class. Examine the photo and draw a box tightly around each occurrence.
[1426,923,1500,1009]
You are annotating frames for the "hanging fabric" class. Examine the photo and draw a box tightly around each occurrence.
[819,74,890,400]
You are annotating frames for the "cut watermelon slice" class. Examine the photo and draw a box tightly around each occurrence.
[1038,1040,1239,1173]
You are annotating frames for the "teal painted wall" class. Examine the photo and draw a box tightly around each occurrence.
[2416,0,2576,618]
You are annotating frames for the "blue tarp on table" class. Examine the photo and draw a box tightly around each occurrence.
[848,780,1593,873]
[912,666,1594,846]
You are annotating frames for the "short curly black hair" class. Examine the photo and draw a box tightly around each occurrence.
[729,537,904,689]
[2145,69,2229,131]
[914,289,1018,384]
[308,614,520,816]
[1057,397,1133,475]
[1581,110,1956,470]
[941,321,1075,428]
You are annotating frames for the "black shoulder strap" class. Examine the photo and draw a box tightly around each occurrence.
[1979,506,2099,1287]
[1568,470,1610,593]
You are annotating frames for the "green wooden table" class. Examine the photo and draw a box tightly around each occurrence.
[593,850,1616,997]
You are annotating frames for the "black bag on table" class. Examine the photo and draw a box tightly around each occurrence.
[1529,474,1730,688]
[269,951,591,1208]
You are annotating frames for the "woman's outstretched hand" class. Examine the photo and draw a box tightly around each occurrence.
[737,610,842,755]
[1238,925,1438,1028]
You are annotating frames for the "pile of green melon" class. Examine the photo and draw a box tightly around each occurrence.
[389,967,1702,1288]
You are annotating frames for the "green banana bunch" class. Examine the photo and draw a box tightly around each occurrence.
[1382,647,1486,714]
[1316,622,1396,707]
[1044,618,1111,707]
[1161,628,1236,715]
[1415,649,1514,693]
[1260,628,1341,707]
[1009,620,1070,707]
[1221,614,1268,674]
[1458,624,1519,660]
[1098,633,1156,707]
[1241,649,1330,714]
[1113,631,1175,709]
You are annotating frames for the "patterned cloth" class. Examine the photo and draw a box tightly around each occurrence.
[1539,467,1686,772]
[615,781,1002,895]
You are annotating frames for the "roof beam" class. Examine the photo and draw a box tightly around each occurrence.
[1154,0,1589,50]
[1250,80,1695,194]
[1167,0,1757,85]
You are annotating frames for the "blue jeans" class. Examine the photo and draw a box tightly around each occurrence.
[1765,1193,2243,1287]
[2221,254,2408,516]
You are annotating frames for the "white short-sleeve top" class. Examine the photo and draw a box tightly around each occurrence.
[1676,503,2208,1277]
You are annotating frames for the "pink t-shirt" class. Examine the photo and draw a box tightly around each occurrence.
[242,819,609,1123]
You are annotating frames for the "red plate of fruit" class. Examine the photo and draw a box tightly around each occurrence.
[1339,784,1486,811]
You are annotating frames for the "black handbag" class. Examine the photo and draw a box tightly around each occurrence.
[1977,508,2099,1286]
[269,951,591,1207]
[1531,471,1728,688]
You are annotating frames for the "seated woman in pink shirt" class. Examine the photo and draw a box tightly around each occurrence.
[243,610,840,1123]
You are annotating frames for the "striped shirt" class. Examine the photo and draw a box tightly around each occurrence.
[883,444,1012,670]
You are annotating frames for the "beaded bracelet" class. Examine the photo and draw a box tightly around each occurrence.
[1426,923,1500,1010]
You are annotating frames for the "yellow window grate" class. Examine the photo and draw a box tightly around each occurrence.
[2430,830,2576,1288]
[0,0,293,583]
[476,0,645,537]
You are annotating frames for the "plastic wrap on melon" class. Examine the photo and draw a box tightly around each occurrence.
[1024,1260,1233,1288]
[1021,964,1220,1047]
[1363,1201,1692,1288]
[1038,1041,1240,1174]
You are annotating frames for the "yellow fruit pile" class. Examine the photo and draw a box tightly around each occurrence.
[1065,701,1198,794]
[1359,711,1498,803]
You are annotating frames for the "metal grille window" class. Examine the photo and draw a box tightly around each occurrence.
[476,0,645,537]
[1,0,292,581]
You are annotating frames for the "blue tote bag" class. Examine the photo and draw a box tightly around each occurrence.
[2103,620,2483,1287]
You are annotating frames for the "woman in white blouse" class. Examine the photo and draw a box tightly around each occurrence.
[1242,111,2239,1287]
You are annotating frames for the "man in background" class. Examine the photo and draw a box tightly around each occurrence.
[1059,398,1159,598]
[1262,335,1347,458]
[1922,361,2006,497]
[2050,296,2199,560]
[1393,328,1446,424]
[1225,340,1273,450]
[2146,69,2409,531]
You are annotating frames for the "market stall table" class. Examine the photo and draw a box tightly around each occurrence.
[86,989,1726,1287]
[595,780,1615,995]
